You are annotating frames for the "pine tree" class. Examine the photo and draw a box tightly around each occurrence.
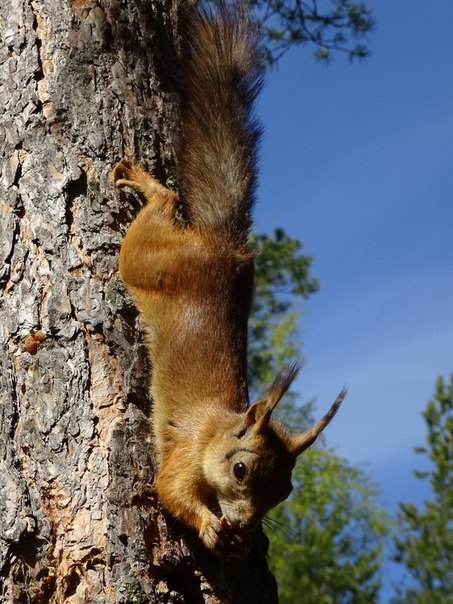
[393,375,453,603]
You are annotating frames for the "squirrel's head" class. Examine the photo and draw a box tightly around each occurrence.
[202,362,346,532]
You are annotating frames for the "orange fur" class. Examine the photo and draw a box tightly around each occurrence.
[113,3,345,557]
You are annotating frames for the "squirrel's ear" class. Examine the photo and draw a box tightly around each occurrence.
[244,398,270,429]
[288,388,347,456]
[245,362,302,431]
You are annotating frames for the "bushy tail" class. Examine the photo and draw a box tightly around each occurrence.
[178,1,264,242]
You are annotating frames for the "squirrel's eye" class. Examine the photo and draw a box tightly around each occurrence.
[233,461,246,480]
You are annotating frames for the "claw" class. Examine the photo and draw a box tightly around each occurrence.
[219,515,235,533]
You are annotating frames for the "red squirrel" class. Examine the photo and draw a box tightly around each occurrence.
[113,2,346,557]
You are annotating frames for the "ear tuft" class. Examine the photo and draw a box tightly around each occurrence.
[266,361,303,409]
[289,387,347,456]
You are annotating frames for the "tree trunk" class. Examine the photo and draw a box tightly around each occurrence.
[0,1,277,602]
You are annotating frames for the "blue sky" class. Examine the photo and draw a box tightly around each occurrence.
[255,0,453,593]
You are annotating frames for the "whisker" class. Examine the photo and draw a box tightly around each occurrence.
[262,516,293,539]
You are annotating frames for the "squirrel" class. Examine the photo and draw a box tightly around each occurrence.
[112,1,346,557]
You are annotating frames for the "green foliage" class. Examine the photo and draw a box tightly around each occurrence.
[268,447,386,603]
[249,0,375,63]
[393,375,453,603]
[249,229,387,602]
[248,228,318,398]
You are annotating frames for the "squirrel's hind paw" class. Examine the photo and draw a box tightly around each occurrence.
[112,157,172,205]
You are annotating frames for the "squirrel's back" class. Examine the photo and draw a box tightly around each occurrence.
[178,2,264,241]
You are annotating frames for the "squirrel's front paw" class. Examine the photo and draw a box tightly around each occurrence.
[199,516,251,558]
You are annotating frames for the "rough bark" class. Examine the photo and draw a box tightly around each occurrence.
[0,1,278,602]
